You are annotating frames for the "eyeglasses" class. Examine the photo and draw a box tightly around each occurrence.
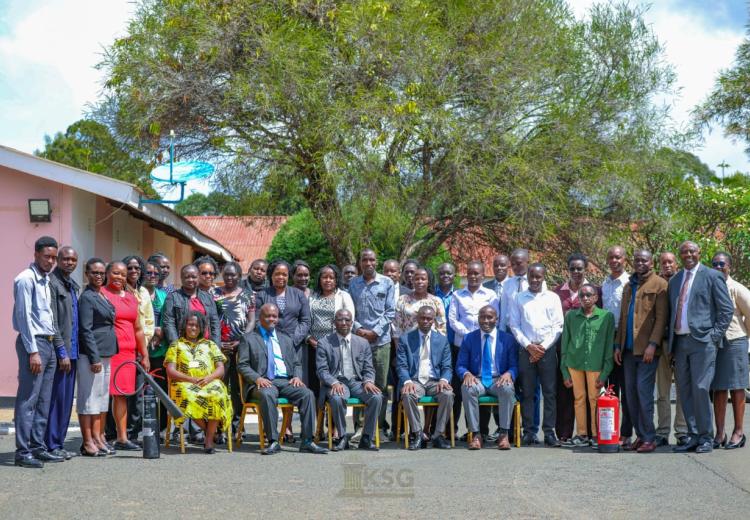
[712,261,727,268]
[127,266,141,271]
[200,271,216,277]
[145,271,160,277]
[569,266,585,272]
[89,271,105,277]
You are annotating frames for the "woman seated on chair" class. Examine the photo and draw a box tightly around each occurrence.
[165,310,233,453]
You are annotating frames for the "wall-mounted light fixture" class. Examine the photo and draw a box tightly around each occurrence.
[28,199,51,223]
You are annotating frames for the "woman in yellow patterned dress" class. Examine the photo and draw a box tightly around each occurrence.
[165,310,232,453]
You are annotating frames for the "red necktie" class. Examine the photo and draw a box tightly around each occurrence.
[674,270,693,331]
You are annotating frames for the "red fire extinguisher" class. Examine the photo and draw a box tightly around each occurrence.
[597,385,620,452]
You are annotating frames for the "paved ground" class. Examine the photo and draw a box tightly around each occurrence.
[1,404,749,519]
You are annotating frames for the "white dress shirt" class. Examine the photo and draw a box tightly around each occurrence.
[601,271,630,326]
[448,286,500,346]
[675,264,701,335]
[500,274,549,331]
[510,289,564,350]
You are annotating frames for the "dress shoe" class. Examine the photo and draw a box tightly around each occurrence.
[713,434,727,450]
[203,447,216,454]
[299,440,328,454]
[620,436,632,449]
[497,433,511,450]
[468,434,482,450]
[673,438,699,452]
[675,434,689,446]
[79,445,106,457]
[654,435,669,447]
[114,440,141,451]
[358,435,379,451]
[459,433,469,442]
[432,435,451,449]
[624,438,643,451]
[521,433,538,446]
[695,441,713,454]
[408,433,423,451]
[34,450,64,463]
[485,428,501,443]
[637,441,656,453]
[50,448,73,460]
[103,442,117,455]
[15,456,43,468]
[544,434,561,447]
[261,441,281,455]
[333,436,349,452]
[725,434,746,450]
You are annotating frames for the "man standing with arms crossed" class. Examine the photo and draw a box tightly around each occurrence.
[349,249,396,441]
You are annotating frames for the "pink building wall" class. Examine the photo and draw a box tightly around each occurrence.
[0,166,203,396]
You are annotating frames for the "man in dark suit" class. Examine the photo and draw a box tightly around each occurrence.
[457,305,519,450]
[668,241,733,453]
[317,309,383,451]
[237,303,327,455]
[396,306,454,450]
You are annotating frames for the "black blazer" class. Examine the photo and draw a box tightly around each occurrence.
[162,288,222,347]
[49,268,80,355]
[237,329,301,398]
[255,286,311,347]
[78,286,118,364]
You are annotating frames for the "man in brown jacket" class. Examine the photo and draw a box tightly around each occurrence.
[615,249,668,453]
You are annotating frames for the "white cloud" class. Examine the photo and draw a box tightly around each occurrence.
[568,0,749,173]
[0,0,134,152]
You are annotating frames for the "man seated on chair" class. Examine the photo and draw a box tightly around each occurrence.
[237,303,328,455]
[316,309,383,451]
[396,306,454,450]
[456,305,519,450]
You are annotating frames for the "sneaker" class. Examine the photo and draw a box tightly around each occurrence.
[590,438,598,448]
[379,429,391,443]
[570,436,590,447]
[350,428,363,444]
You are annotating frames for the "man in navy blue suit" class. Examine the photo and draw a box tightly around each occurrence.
[396,306,454,450]
[456,305,519,450]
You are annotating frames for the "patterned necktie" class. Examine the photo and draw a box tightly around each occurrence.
[674,270,693,331]
[419,334,430,385]
[517,276,523,293]
[481,333,493,388]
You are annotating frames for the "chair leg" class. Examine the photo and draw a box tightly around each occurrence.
[165,414,171,448]
[375,411,380,448]
[256,406,265,451]
[467,431,473,445]
[179,422,185,454]
[514,401,521,448]
[403,402,410,449]
[395,400,402,446]
[326,402,333,450]
[236,405,247,446]
[315,407,323,443]
[450,407,455,448]
[227,424,233,453]
[279,407,292,446]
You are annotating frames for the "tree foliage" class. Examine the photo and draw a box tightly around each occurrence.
[36,119,157,197]
[100,0,675,266]
[266,209,337,277]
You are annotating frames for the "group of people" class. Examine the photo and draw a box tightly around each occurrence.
[11,236,748,467]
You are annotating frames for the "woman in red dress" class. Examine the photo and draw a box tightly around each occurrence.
[102,261,149,450]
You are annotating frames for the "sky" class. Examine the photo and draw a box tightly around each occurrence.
[0,0,749,195]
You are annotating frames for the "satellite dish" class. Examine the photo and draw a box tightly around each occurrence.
[150,161,215,183]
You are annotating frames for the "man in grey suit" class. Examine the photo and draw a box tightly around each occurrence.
[396,306,454,450]
[668,241,733,453]
[317,309,383,451]
[237,303,328,455]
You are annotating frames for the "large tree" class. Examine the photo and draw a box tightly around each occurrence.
[100,0,674,265]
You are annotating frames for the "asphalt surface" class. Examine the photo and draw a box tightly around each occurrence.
[0,404,749,519]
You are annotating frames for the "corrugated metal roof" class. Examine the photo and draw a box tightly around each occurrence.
[186,216,288,271]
